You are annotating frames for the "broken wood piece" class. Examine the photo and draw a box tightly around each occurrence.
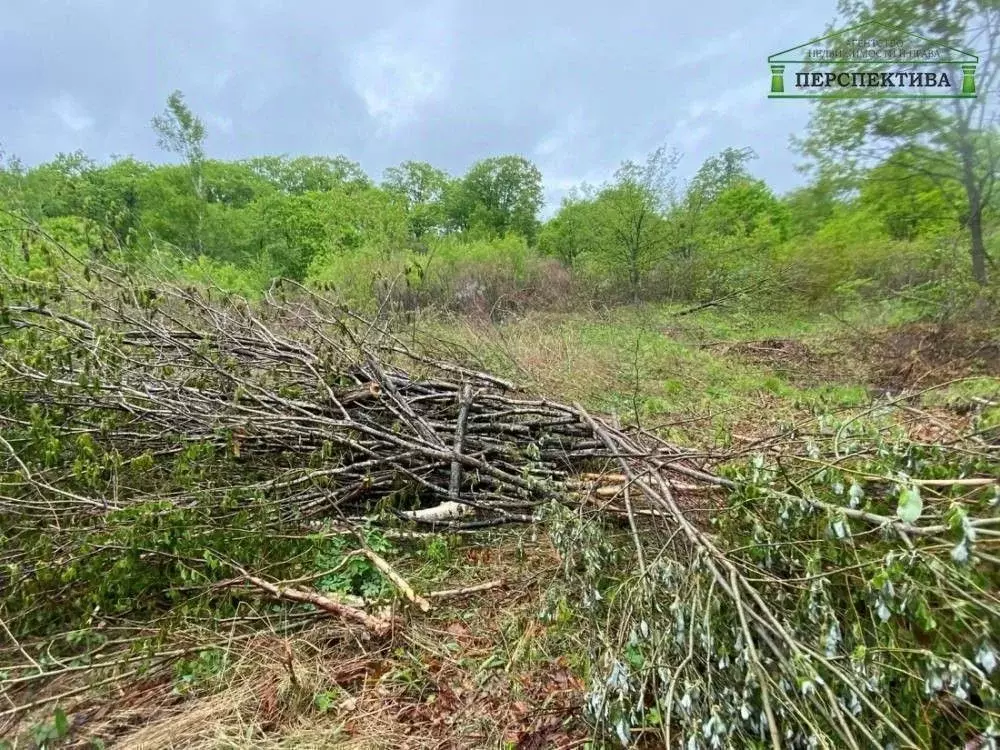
[337,381,382,405]
[242,574,393,636]
[362,549,432,612]
[397,500,475,522]
[449,384,475,500]
[426,580,504,599]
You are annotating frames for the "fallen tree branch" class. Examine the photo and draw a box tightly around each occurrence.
[425,580,504,599]
[241,575,394,636]
[361,549,431,613]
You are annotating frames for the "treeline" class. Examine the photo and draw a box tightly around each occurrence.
[1,82,997,318]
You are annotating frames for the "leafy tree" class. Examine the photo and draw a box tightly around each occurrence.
[18,151,95,219]
[78,157,152,252]
[860,147,965,240]
[253,186,406,279]
[783,177,842,237]
[538,190,600,269]
[674,147,758,258]
[136,164,207,254]
[705,179,788,240]
[592,146,679,302]
[797,0,1000,283]
[152,90,207,251]
[449,155,544,242]
[383,160,451,239]
[0,146,25,208]
[244,155,371,194]
[201,160,274,208]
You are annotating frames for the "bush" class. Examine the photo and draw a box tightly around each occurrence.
[158,248,281,299]
[767,207,954,308]
[305,235,580,320]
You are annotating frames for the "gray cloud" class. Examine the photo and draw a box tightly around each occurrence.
[1,0,837,212]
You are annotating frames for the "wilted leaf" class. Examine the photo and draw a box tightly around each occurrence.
[896,486,922,523]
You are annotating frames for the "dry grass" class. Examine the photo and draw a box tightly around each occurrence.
[45,533,589,750]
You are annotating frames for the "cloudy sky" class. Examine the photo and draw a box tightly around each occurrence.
[1,0,838,211]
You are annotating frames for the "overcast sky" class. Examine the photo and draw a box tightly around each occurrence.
[1,0,838,212]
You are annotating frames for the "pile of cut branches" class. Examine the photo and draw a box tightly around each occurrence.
[0,258,720,531]
[0,252,719,738]
[549,397,1000,748]
[2,246,999,749]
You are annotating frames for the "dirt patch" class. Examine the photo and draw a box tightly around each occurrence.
[725,338,858,386]
[850,322,1000,391]
[725,324,1000,393]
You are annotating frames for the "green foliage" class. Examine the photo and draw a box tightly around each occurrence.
[0,72,993,313]
[448,155,544,242]
[550,412,1000,748]
[306,234,569,317]
[245,154,372,194]
[163,250,280,298]
[383,160,451,239]
[313,530,393,600]
[859,147,964,241]
[152,90,206,168]
[797,0,999,283]
[772,202,944,305]
[173,649,227,696]
[537,193,599,269]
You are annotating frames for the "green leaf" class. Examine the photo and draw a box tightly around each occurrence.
[896,486,923,524]
[53,706,69,737]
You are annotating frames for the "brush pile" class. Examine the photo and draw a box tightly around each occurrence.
[2,253,999,749]
[0,262,721,530]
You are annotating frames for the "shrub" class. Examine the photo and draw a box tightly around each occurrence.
[305,235,580,320]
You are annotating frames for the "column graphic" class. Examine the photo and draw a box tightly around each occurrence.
[962,64,976,95]
[770,65,785,93]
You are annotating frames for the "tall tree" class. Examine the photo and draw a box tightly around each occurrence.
[382,161,451,239]
[538,189,601,269]
[152,90,207,252]
[244,156,371,194]
[593,146,679,302]
[675,147,758,258]
[449,155,544,242]
[797,0,1000,283]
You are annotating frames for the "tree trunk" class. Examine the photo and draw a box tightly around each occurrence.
[956,119,987,285]
[629,255,640,304]
[195,170,205,255]
[969,208,987,285]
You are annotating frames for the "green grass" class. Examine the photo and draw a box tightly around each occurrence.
[424,297,997,447]
[426,305,875,439]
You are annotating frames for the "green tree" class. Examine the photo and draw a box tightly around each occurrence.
[245,155,371,194]
[859,147,965,240]
[152,90,207,252]
[383,160,451,239]
[592,146,679,302]
[538,189,600,269]
[783,177,842,237]
[797,0,1000,283]
[18,151,95,219]
[705,179,788,239]
[449,155,544,242]
[0,146,25,208]
[137,164,207,254]
[78,157,152,252]
[674,147,758,258]
[201,160,274,207]
[253,186,406,279]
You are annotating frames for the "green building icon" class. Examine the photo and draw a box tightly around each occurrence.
[767,20,978,99]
